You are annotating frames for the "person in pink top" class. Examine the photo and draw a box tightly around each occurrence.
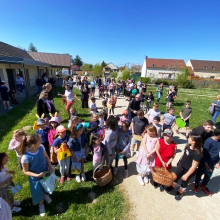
[119,110,129,125]
[109,81,114,96]
[8,129,27,169]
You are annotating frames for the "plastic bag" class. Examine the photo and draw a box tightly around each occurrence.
[8,183,22,195]
[40,172,58,194]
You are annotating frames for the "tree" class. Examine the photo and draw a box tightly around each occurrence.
[92,63,103,77]
[130,64,142,73]
[101,61,107,68]
[72,55,83,67]
[81,63,93,71]
[110,72,118,78]
[176,67,194,88]
[121,70,131,80]
[28,43,37,52]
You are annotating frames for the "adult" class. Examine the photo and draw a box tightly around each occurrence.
[37,91,55,118]
[36,75,43,95]
[156,83,163,102]
[116,80,122,96]
[68,77,74,90]
[109,80,114,96]
[42,83,54,103]
[131,84,138,96]
[90,78,96,97]
[15,74,24,94]
[58,85,80,114]
[146,102,161,124]
[98,76,102,89]
[42,75,49,85]
[128,94,141,121]
[125,80,134,101]
[212,95,220,125]
[49,75,57,91]
[137,79,142,93]
[81,83,90,108]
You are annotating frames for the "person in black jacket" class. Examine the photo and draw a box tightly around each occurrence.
[128,94,141,121]
[36,75,43,95]
[81,83,90,108]
[37,91,55,118]
[49,75,57,91]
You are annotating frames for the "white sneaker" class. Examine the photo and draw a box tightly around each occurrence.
[81,173,86,181]
[136,151,139,156]
[44,195,52,204]
[124,170,128,178]
[113,167,118,175]
[137,176,145,186]
[8,106,13,109]
[39,204,45,217]
[11,206,21,213]
[130,150,134,157]
[12,201,21,206]
[76,175,81,183]
[144,176,149,184]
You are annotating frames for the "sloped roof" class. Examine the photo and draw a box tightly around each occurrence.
[146,58,185,69]
[107,62,119,70]
[0,41,33,59]
[28,51,71,67]
[190,59,220,71]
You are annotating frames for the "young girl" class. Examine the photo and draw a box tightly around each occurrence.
[165,134,202,201]
[103,116,119,168]
[69,124,88,182]
[8,129,27,169]
[154,129,176,191]
[69,108,77,120]
[109,96,116,115]
[19,134,54,217]
[56,110,62,124]
[90,134,105,170]
[114,120,131,177]
[146,91,154,112]
[113,92,117,105]
[102,100,108,122]
[135,125,158,185]
[119,110,129,125]
[68,116,80,129]
[52,125,71,183]
[89,113,100,135]
[99,112,105,127]
[0,153,21,213]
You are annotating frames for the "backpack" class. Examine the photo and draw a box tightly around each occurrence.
[208,104,215,114]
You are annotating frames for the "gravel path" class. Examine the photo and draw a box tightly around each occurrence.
[92,89,220,220]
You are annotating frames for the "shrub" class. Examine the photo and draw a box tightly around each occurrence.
[155,79,170,85]
[121,70,131,80]
[110,72,118,78]
[138,77,151,84]
[182,80,195,89]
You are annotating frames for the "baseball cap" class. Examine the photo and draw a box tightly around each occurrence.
[122,110,128,115]
[163,129,173,137]
[56,125,67,133]
[36,118,46,126]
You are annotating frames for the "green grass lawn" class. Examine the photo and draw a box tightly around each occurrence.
[0,87,128,220]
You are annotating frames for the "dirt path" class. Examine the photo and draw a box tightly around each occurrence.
[92,89,220,220]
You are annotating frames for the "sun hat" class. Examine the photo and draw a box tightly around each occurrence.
[76,123,83,131]
[56,125,67,133]
[163,129,173,137]
[36,118,46,126]
[122,110,128,115]
[49,117,59,124]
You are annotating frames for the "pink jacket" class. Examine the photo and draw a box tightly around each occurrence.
[8,139,20,157]
[48,129,57,146]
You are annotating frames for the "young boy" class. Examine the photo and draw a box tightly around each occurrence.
[153,116,162,138]
[193,128,220,196]
[0,81,13,110]
[176,101,192,136]
[8,89,18,105]
[166,101,173,113]
[90,97,97,115]
[162,107,176,131]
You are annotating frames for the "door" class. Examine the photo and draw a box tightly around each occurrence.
[6,68,16,90]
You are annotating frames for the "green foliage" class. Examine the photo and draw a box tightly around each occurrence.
[121,70,131,80]
[93,63,103,77]
[28,42,37,52]
[72,55,83,67]
[101,61,107,68]
[110,72,118,78]
[81,63,93,71]
[154,79,170,85]
[176,68,195,88]
[138,77,151,84]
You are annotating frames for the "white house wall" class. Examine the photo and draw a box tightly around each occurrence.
[141,60,146,77]
[145,68,181,79]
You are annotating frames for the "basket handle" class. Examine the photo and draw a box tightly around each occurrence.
[93,164,108,178]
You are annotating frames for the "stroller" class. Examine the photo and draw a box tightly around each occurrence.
[99,85,104,98]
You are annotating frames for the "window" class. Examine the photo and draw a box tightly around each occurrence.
[205,66,208,69]
[212,66,215,70]
[162,64,165,67]
[152,64,155,67]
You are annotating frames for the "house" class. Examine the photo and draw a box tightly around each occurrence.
[186,59,220,79]
[103,62,119,74]
[141,57,185,79]
[0,41,71,97]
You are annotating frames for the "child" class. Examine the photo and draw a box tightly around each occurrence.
[89,113,100,134]
[136,125,158,185]
[99,112,105,127]
[20,134,54,217]
[68,116,80,129]
[36,118,50,157]
[119,110,129,125]
[8,89,18,105]
[102,100,108,122]
[161,107,176,131]
[176,101,192,136]
[8,129,27,170]
[153,116,162,138]
[69,107,77,120]
[103,89,109,102]
[90,134,105,170]
[113,92,117,105]
[56,110,62,124]
[193,128,220,196]
[109,96,116,115]
[99,85,105,99]
[146,91,154,113]
[140,90,145,110]
[166,101,173,113]
[0,153,21,213]
[69,123,88,182]
[90,97,97,114]
[0,81,13,110]
[52,125,70,183]
[166,134,202,201]
[114,120,131,177]
[103,116,119,168]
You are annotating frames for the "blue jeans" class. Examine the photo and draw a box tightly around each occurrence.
[117,88,121,95]
[212,111,220,124]
[38,86,42,94]
[16,84,23,93]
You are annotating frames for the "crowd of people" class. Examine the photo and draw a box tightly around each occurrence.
[0,74,220,218]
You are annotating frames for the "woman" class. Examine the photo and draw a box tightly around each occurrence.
[117,80,122,96]
[154,129,176,191]
[37,91,56,118]
[109,80,114,96]
[90,78,96,97]
[212,95,220,125]
[81,83,90,108]
[156,83,163,102]
[131,84,138,96]
[58,85,80,114]
[42,83,54,103]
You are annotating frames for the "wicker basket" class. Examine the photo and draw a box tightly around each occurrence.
[93,165,112,187]
[152,167,177,186]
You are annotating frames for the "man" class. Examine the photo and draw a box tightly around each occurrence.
[15,74,24,94]
[128,94,141,121]
[36,75,43,95]
[146,102,161,124]
[98,76,102,89]
[137,79,142,92]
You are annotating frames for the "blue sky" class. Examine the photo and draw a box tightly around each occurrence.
[0,0,220,66]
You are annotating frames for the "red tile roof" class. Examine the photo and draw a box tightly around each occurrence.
[145,58,185,69]
[28,51,71,67]
[190,60,220,71]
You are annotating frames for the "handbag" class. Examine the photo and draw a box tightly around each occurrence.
[133,134,142,142]
[57,144,71,161]
[39,172,58,194]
